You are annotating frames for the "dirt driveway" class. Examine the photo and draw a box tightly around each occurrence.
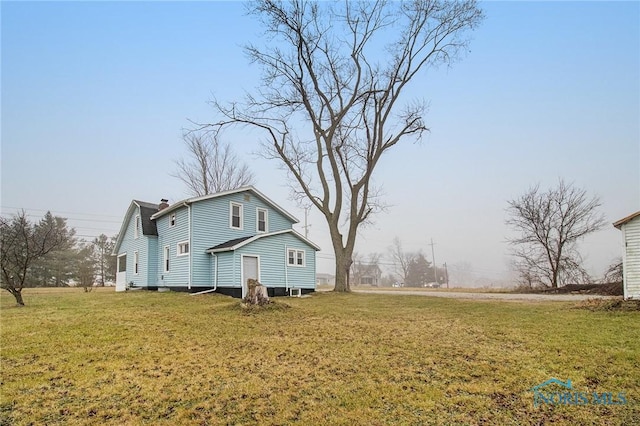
[354,289,614,302]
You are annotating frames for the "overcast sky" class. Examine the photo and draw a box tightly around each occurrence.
[2,1,638,285]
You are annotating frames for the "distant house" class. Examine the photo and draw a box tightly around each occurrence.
[352,263,382,286]
[613,211,640,300]
[112,186,320,298]
[316,273,335,286]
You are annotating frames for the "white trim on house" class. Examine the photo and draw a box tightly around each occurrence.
[163,245,170,273]
[134,215,140,239]
[112,200,159,256]
[116,253,127,292]
[170,213,176,227]
[206,229,321,253]
[150,186,300,224]
[177,241,190,256]
[241,254,261,299]
[614,211,640,300]
[287,248,305,267]
[230,201,243,230]
[187,203,192,290]
[257,207,268,233]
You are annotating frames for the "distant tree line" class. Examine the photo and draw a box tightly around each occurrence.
[348,238,448,288]
[1,210,117,305]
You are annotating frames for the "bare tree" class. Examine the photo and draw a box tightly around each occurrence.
[388,237,415,285]
[506,180,605,288]
[0,211,69,305]
[173,132,255,196]
[202,0,484,292]
[603,257,623,283]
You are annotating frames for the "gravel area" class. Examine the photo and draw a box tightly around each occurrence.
[354,289,615,301]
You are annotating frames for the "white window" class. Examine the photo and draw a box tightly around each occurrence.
[287,249,305,267]
[134,215,141,239]
[177,241,189,256]
[170,214,176,227]
[257,208,268,233]
[163,245,170,272]
[230,202,243,229]
[134,251,139,275]
[117,254,127,273]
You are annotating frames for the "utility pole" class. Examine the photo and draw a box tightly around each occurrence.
[303,207,311,239]
[444,262,449,289]
[429,238,437,284]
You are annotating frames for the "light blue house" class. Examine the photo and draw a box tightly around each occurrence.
[112,186,320,298]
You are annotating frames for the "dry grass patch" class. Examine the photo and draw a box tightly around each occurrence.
[1,289,638,425]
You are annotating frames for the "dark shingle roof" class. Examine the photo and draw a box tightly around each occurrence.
[135,201,159,236]
[207,236,254,251]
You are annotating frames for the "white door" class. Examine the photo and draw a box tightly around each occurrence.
[242,255,259,298]
[116,254,127,292]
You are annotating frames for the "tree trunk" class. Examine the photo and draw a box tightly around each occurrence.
[8,288,25,306]
[333,247,353,293]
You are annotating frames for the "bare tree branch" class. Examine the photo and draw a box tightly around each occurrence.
[200,0,483,291]
[506,179,605,288]
[172,132,255,196]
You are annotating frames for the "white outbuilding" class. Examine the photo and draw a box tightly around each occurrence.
[613,211,640,300]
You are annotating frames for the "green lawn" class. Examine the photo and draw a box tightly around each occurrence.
[1,289,638,425]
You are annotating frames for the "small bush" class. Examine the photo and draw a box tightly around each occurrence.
[574,298,640,312]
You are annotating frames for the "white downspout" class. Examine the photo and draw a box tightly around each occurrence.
[285,244,289,293]
[213,253,218,291]
[191,253,217,297]
[188,204,192,290]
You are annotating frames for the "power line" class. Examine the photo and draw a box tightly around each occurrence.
[0,212,121,224]
[0,205,122,219]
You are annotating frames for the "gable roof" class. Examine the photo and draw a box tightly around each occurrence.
[208,236,254,251]
[613,211,640,229]
[112,200,159,255]
[150,186,299,224]
[136,201,159,236]
[206,229,321,253]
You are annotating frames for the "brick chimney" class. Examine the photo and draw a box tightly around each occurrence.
[158,199,169,211]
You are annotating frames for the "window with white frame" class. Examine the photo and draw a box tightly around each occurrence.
[287,249,305,267]
[230,202,243,229]
[134,251,139,275]
[163,245,170,272]
[117,254,127,273]
[257,208,268,233]
[134,215,141,239]
[177,241,189,256]
[170,213,176,227]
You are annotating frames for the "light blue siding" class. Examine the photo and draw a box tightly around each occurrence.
[189,192,296,288]
[156,206,190,287]
[215,251,239,288]
[219,232,316,290]
[147,238,158,285]
[117,205,157,288]
[115,188,316,293]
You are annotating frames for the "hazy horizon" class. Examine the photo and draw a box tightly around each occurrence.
[2,1,638,287]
